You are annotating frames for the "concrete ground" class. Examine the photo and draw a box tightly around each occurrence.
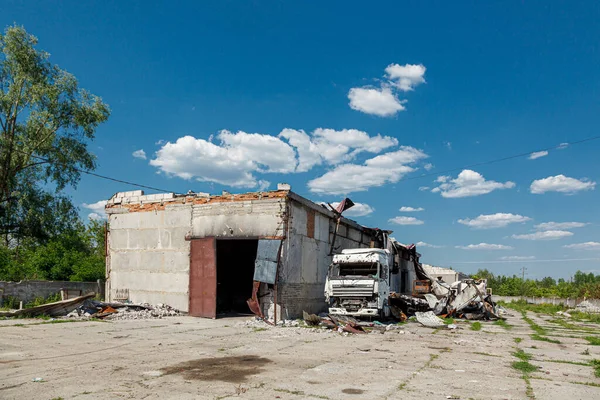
[1,311,599,400]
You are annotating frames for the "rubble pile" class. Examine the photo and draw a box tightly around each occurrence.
[573,300,600,314]
[65,300,181,320]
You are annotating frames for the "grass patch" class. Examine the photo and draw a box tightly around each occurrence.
[470,322,482,331]
[546,359,589,366]
[443,317,455,325]
[590,359,600,377]
[514,337,523,344]
[547,318,598,333]
[569,311,600,325]
[500,299,566,314]
[252,327,268,332]
[584,336,600,345]
[531,334,561,344]
[512,361,538,374]
[523,375,535,400]
[494,319,512,330]
[521,311,548,335]
[473,351,501,357]
[512,349,533,361]
[570,381,600,388]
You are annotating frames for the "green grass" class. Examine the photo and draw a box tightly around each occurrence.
[252,327,268,332]
[546,359,589,366]
[590,359,600,377]
[521,311,548,335]
[569,311,600,325]
[514,337,523,344]
[570,381,600,388]
[443,317,455,325]
[500,299,566,314]
[584,336,600,345]
[494,319,512,329]
[470,322,482,331]
[531,334,561,344]
[512,349,533,361]
[512,361,538,374]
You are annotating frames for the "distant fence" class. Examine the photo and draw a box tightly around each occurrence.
[494,295,600,309]
[0,280,104,305]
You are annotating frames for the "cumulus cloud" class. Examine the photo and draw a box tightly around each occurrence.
[348,87,406,117]
[399,206,424,212]
[389,216,424,225]
[432,170,515,198]
[279,128,397,172]
[329,201,374,217]
[457,213,531,229]
[424,163,434,171]
[528,150,548,160]
[416,241,443,248]
[535,221,588,231]
[150,131,297,188]
[563,242,600,250]
[499,256,536,261]
[82,200,108,220]
[511,230,573,240]
[132,149,147,160]
[384,63,426,91]
[308,146,428,194]
[347,63,426,117]
[530,175,596,194]
[456,243,513,250]
[418,186,430,191]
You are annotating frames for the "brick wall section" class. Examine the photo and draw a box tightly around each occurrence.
[0,280,103,304]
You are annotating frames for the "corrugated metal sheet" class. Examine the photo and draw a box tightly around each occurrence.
[253,239,282,284]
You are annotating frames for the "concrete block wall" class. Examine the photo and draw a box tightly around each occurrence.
[107,205,193,311]
[0,280,103,304]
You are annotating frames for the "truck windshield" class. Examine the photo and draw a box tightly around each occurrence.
[333,262,378,277]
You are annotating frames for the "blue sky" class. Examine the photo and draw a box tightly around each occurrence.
[4,1,599,279]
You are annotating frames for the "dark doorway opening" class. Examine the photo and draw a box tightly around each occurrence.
[216,239,258,315]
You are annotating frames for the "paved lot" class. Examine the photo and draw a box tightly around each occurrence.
[1,311,599,400]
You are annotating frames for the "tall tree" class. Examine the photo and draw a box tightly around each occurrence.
[0,25,109,245]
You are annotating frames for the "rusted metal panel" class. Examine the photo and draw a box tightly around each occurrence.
[306,209,315,238]
[189,238,217,318]
[253,240,282,284]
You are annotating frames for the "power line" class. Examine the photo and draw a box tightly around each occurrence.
[4,134,600,195]
[398,134,600,183]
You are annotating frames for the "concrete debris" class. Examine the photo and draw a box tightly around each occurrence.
[574,300,600,314]
[65,300,181,320]
[415,311,447,328]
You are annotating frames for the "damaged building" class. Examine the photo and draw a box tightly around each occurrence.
[104,185,411,320]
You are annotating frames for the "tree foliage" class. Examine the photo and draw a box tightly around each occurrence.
[473,269,600,298]
[0,25,109,245]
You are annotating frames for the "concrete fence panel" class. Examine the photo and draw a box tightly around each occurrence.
[0,280,104,305]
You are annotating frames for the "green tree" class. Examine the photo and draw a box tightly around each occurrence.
[0,25,109,246]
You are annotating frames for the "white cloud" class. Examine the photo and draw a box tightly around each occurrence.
[558,142,569,150]
[444,141,452,150]
[384,63,426,91]
[511,230,574,240]
[329,202,374,217]
[308,146,428,195]
[348,87,406,117]
[132,149,147,160]
[279,128,398,172]
[563,242,600,250]
[416,241,443,248]
[432,170,515,198]
[347,63,426,117]
[82,200,108,220]
[418,186,430,191]
[499,256,536,261]
[457,213,531,229]
[535,221,588,231]
[424,163,434,171]
[530,175,596,194]
[528,150,548,160]
[257,180,270,191]
[150,131,297,188]
[399,206,424,212]
[88,213,103,221]
[456,243,513,250]
[389,216,424,225]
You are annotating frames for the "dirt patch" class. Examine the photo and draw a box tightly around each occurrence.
[161,355,271,383]
[342,388,364,394]
[307,381,321,385]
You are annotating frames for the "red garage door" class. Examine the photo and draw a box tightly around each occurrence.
[189,238,217,318]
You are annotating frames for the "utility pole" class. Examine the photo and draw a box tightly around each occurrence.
[521,266,527,298]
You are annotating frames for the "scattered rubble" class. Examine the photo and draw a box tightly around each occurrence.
[574,300,600,314]
[65,300,182,320]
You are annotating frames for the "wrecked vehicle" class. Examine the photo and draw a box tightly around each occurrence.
[324,248,394,318]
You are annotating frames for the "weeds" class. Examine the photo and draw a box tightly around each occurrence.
[584,336,600,346]
[500,299,566,314]
[531,334,560,344]
[570,381,600,388]
[252,327,267,332]
[494,319,511,330]
[514,337,523,344]
[512,349,533,361]
[470,322,482,331]
[512,361,538,374]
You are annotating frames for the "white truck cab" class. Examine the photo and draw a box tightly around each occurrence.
[324,248,392,318]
